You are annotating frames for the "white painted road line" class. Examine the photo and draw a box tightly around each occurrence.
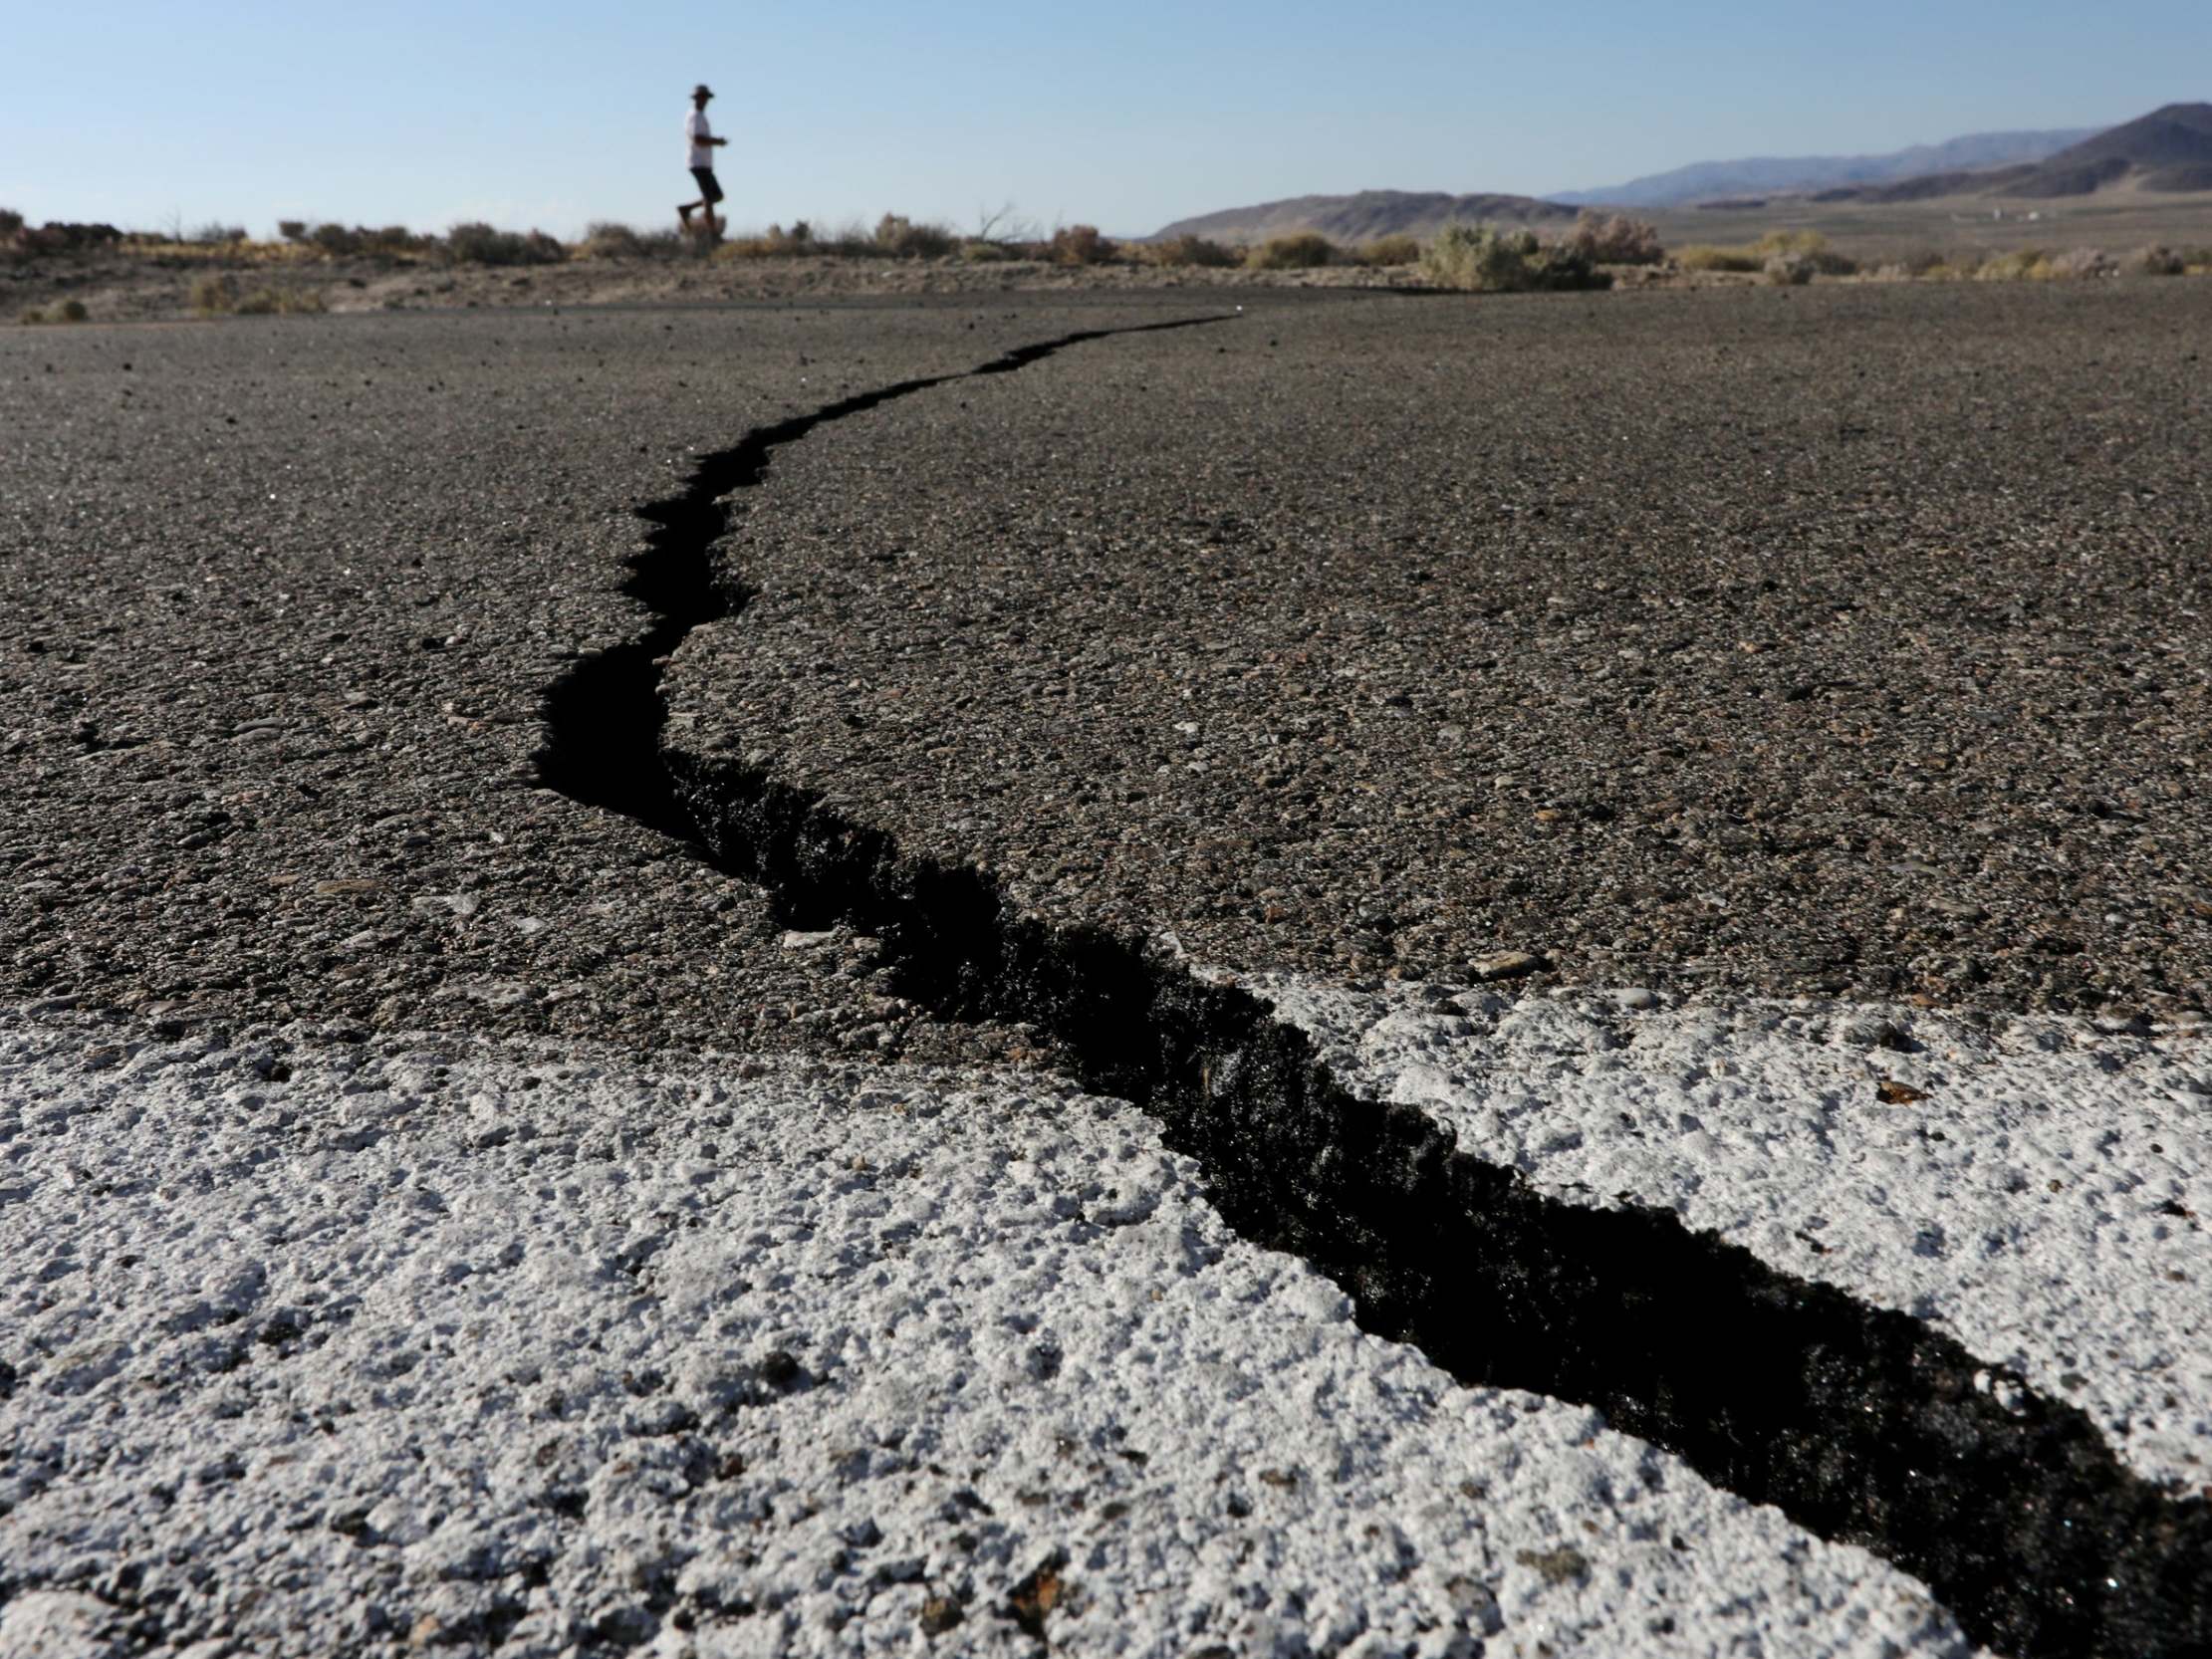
[0,1013,1973,1657]
[1257,977,2211,1495]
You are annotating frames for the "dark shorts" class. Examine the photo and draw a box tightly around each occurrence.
[690,166,723,204]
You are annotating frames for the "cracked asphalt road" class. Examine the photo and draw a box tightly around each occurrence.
[1,298,1211,1065]
[6,286,2211,1657]
[667,281,2212,1019]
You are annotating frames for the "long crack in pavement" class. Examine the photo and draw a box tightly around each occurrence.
[537,320,2212,1659]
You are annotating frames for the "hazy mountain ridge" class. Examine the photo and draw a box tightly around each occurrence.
[1807,105,2212,203]
[1150,190,1576,245]
[1557,127,2097,208]
[1149,105,2212,243]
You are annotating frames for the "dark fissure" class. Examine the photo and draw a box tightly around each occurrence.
[538,318,2212,1659]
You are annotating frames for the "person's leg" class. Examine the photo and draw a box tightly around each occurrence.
[684,170,720,240]
[700,171,725,243]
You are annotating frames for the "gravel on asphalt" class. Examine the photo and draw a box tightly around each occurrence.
[0,300,1208,1065]
[663,281,2212,1021]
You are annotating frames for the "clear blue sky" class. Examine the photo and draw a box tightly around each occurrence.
[5,1,2203,238]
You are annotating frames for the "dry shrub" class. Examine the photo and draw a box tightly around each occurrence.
[1764,252,1816,286]
[274,222,429,259]
[1419,224,1606,293]
[192,277,325,316]
[1140,234,1240,268]
[0,208,24,240]
[873,213,955,258]
[20,298,91,324]
[1353,234,1422,267]
[237,286,326,315]
[577,221,682,260]
[1676,244,1761,273]
[1566,211,1663,265]
[1247,232,1337,270]
[2046,247,2114,279]
[1682,230,1853,278]
[444,222,563,266]
[1972,250,2065,282]
[10,221,123,256]
[1757,230,1854,275]
[960,239,1014,263]
[1049,224,1115,265]
[718,219,883,261]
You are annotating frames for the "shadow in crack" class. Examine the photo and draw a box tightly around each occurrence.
[540,318,2212,1659]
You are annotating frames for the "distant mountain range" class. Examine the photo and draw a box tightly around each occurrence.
[1151,191,1575,246]
[1149,105,2212,241]
[1555,128,2095,208]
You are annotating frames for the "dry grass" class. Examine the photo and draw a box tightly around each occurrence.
[18,298,90,325]
[1676,244,1763,273]
[1352,234,1422,267]
[190,275,326,316]
[873,214,957,258]
[1681,230,1855,278]
[710,215,964,262]
[1246,232,1337,270]
[443,223,564,266]
[1135,235,1241,269]
[1969,247,2116,282]
[575,221,686,260]
[1048,224,1116,266]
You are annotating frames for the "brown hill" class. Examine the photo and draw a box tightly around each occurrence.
[1722,105,2212,207]
[1150,190,1576,245]
[1810,163,2041,205]
[2008,103,2212,195]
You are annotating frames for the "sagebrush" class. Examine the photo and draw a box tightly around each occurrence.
[1565,212,1663,265]
[1419,225,1606,293]
[1246,233,1336,270]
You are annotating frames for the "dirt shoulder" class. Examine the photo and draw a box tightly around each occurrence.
[4,247,1421,325]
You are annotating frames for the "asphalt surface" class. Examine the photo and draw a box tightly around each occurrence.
[6,287,2210,1657]
[0,299,1209,1066]
[666,281,2212,1019]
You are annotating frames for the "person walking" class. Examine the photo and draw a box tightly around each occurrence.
[678,84,727,240]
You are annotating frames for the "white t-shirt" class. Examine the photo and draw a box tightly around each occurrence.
[686,110,714,170]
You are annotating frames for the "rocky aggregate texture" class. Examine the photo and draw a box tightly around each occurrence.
[8,288,2212,1655]
[0,300,1200,1065]
[1255,975,2212,1491]
[0,1012,1976,1657]
[663,282,2212,1020]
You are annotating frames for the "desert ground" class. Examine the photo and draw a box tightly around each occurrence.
[2,285,2208,1658]
[1643,181,2212,262]
[10,180,2212,327]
